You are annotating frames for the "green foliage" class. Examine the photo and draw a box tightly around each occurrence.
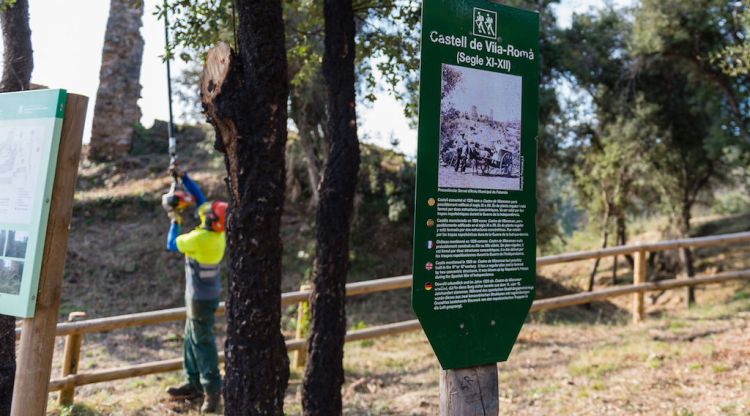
[574,98,658,221]
[0,0,17,12]
[154,0,234,61]
[555,6,651,243]
[58,403,102,416]
[357,0,421,121]
[633,51,734,233]
[556,2,750,241]
[357,144,415,223]
[161,0,423,117]
[712,190,750,215]
[713,7,750,77]
[350,320,374,346]
[633,0,750,144]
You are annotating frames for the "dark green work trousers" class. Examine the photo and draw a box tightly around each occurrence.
[184,298,221,395]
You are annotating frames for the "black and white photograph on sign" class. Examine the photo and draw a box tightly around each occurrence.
[0,259,24,295]
[5,230,29,259]
[438,64,522,191]
[0,229,26,295]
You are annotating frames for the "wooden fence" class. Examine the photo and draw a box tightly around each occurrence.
[16,231,750,405]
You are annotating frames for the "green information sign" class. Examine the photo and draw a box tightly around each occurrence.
[0,89,67,318]
[412,1,538,369]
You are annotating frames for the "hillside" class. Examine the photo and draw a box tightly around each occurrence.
[62,122,416,324]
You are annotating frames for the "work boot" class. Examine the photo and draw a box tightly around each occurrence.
[166,383,203,400]
[201,392,221,414]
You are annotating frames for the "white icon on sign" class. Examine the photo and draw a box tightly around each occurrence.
[473,8,497,39]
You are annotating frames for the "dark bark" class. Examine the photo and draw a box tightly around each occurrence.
[0,0,32,92]
[0,317,13,416]
[0,1,33,412]
[302,0,360,413]
[200,0,289,412]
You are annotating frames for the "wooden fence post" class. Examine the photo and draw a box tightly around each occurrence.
[58,311,87,406]
[11,94,87,416]
[293,284,311,368]
[439,364,498,416]
[632,249,647,323]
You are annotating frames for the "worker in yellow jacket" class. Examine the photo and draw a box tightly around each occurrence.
[163,169,227,414]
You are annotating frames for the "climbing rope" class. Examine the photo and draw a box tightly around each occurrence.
[163,0,178,189]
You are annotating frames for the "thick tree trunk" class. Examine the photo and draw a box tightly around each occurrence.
[302,0,360,413]
[200,0,289,411]
[88,0,144,162]
[0,1,33,412]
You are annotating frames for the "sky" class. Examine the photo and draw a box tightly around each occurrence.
[445,64,522,122]
[0,0,631,157]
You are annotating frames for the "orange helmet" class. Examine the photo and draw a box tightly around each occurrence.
[199,201,228,233]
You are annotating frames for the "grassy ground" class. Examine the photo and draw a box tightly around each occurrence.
[30,123,750,414]
[46,279,750,415]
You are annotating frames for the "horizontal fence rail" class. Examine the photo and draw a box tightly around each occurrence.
[529,269,750,312]
[18,232,750,339]
[535,231,750,266]
[18,230,750,401]
[47,319,426,392]
[46,268,750,392]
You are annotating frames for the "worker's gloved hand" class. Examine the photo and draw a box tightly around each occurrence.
[168,161,184,179]
[168,210,184,225]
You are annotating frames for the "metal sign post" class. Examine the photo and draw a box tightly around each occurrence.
[411,1,539,413]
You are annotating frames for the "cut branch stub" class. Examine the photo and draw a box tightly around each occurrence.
[200,41,240,203]
[200,42,232,108]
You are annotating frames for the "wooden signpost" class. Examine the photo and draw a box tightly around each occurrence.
[9,92,87,416]
[411,1,539,414]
